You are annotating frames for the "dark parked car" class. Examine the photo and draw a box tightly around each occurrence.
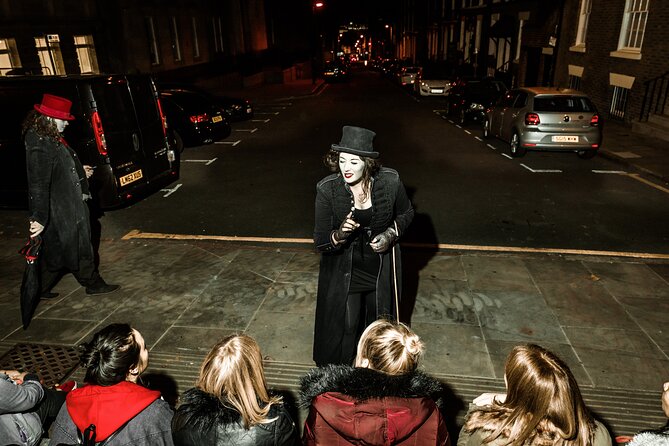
[484,87,602,159]
[322,61,349,82]
[0,74,179,209]
[159,89,232,150]
[157,83,253,122]
[448,78,507,125]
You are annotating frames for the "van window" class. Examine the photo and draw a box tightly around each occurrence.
[91,78,136,132]
[533,96,595,112]
[128,77,161,124]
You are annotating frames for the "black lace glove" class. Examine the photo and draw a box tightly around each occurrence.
[332,212,359,243]
[370,227,398,253]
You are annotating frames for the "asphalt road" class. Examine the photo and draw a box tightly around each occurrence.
[32,70,669,254]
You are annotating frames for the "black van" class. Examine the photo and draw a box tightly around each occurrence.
[0,74,179,209]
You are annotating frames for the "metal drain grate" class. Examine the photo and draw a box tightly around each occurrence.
[0,343,81,388]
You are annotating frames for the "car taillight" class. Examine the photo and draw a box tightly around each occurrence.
[91,111,108,156]
[156,98,168,136]
[189,113,209,123]
[525,113,540,125]
[590,114,600,126]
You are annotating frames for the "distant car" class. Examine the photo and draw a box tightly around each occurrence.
[322,61,349,82]
[484,87,602,159]
[396,66,421,87]
[159,89,231,150]
[157,83,253,122]
[448,78,507,125]
[414,66,452,97]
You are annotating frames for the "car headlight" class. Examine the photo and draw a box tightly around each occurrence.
[470,103,484,110]
[231,104,242,111]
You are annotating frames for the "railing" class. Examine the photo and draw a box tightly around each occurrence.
[639,70,669,121]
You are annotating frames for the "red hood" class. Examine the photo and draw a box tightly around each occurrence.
[65,381,160,440]
[313,392,436,445]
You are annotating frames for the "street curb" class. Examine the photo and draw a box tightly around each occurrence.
[598,149,669,184]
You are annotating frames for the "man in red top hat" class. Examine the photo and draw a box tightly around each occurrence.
[21,93,120,296]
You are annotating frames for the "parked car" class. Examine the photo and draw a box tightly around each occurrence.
[158,89,232,151]
[322,61,349,82]
[396,66,421,88]
[0,74,179,209]
[157,83,253,122]
[448,78,507,125]
[414,65,453,97]
[483,87,602,159]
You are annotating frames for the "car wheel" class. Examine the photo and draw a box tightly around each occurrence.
[483,118,491,139]
[510,131,526,157]
[458,109,466,126]
[578,149,597,159]
[171,130,184,153]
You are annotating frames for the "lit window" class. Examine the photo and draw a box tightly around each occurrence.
[192,17,200,58]
[74,35,99,74]
[617,0,649,52]
[609,86,629,120]
[145,17,160,65]
[575,0,592,46]
[170,17,182,62]
[34,35,65,75]
[0,38,21,76]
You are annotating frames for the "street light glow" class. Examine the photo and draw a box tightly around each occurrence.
[314,2,324,8]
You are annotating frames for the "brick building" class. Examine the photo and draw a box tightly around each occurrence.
[555,0,669,133]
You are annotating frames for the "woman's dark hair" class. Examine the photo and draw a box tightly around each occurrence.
[81,323,141,386]
[21,110,60,140]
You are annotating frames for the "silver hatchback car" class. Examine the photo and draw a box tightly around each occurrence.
[483,87,602,159]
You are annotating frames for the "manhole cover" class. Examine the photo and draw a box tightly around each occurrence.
[0,343,80,388]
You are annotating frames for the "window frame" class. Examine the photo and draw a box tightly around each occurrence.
[614,0,649,56]
[169,16,182,62]
[145,16,161,65]
[575,0,592,47]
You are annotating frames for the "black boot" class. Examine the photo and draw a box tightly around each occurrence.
[85,277,120,295]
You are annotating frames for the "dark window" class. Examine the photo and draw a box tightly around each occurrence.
[533,96,595,112]
[513,92,528,108]
[569,75,582,90]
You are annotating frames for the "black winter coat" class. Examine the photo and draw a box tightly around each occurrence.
[25,129,93,272]
[313,168,414,365]
[171,388,300,446]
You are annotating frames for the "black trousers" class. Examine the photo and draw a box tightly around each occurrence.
[35,388,66,431]
[340,290,378,365]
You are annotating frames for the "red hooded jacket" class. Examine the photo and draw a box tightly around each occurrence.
[65,381,161,440]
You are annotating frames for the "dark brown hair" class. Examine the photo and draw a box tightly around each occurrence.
[21,110,61,140]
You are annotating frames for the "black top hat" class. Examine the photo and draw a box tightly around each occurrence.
[331,126,379,158]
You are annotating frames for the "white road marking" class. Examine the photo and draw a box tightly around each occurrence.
[252,119,270,123]
[256,112,280,115]
[234,128,258,133]
[592,170,627,174]
[520,163,562,173]
[182,158,217,165]
[464,130,472,135]
[433,109,447,113]
[160,183,182,197]
[455,124,462,129]
[216,140,241,146]
[502,153,513,159]
[448,120,454,124]
[474,136,482,141]
[487,144,497,150]
[121,230,669,260]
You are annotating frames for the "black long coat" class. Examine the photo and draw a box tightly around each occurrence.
[313,168,414,365]
[25,129,93,272]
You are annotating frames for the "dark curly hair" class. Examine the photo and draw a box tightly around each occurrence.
[81,323,142,386]
[21,110,61,140]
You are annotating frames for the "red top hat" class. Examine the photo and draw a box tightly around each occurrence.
[34,94,75,121]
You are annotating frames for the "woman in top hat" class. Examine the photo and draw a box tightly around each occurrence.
[21,93,119,296]
[313,125,414,366]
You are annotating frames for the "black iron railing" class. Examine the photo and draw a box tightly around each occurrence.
[639,70,669,121]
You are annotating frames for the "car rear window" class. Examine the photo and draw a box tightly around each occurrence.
[533,96,595,112]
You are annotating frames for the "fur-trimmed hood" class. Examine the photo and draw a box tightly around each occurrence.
[299,365,449,446]
[629,429,669,446]
[299,364,444,408]
[173,387,244,434]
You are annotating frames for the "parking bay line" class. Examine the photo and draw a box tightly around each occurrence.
[255,112,280,115]
[252,119,270,123]
[487,144,497,150]
[234,128,258,133]
[160,183,182,197]
[182,157,217,165]
[520,163,562,173]
[121,230,669,260]
[215,140,241,146]
[464,130,472,135]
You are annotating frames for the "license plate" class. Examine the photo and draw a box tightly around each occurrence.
[431,89,444,94]
[119,169,143,186]
[212,115,223,123]
[552,135,579,142]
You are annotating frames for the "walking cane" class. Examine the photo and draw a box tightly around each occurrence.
[391,221,400,323]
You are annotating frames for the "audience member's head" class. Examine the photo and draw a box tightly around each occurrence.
[354,318,424,375]
[662,381,669,418]
[81,323,149,386]
[197,334,281,429]
[466,344,596,446]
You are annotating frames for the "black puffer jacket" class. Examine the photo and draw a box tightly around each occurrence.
[171,388,299,446]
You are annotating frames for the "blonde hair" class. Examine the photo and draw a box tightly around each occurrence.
[354,319,423,375]
[464,344,596,446]
[196,334,282,429]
